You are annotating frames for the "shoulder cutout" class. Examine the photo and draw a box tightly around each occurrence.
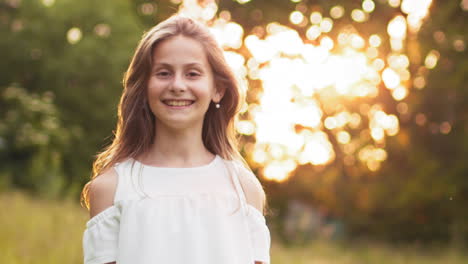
[88,167,118,219]
[236,162,266,214]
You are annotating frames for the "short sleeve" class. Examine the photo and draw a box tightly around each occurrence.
[246,204,271,264]
[83,205,121,264]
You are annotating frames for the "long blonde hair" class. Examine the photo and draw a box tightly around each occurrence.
[81,15,266,213]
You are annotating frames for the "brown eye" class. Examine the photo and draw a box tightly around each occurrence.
[187,70,202,79]
[187,71,201,77]
[156,71,171,77]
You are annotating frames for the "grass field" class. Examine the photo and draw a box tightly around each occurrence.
[1,191,466,264]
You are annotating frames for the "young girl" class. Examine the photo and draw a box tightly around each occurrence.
[81,15,271,264]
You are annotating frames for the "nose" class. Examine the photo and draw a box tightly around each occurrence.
[169,73,187,93]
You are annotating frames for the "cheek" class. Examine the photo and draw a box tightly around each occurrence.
[197,79,216,99]
[147,86,156,99]
[147,79,164,99]
[196,88,215,105]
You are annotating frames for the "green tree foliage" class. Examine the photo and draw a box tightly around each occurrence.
[0,84,69,197]
[0,0,144,197]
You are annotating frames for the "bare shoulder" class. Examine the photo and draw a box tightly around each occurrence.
[234,161,266,214]
[88,167,118,219]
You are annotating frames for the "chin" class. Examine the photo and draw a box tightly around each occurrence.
[156,118,203,131]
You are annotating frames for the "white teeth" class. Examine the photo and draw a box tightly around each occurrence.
[164,100,193,106]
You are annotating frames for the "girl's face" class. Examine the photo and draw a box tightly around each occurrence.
[147,35,222,131]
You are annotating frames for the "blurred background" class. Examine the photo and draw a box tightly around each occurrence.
[1,0,467,263]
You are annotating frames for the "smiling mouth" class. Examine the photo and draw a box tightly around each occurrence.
[162,100,195,107]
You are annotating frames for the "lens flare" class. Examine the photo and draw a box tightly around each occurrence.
[176,0,434,181]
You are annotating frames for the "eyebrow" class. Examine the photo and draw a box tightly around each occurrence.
[153,62,205,68]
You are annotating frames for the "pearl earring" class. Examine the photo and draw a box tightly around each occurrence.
[215,103,220,109]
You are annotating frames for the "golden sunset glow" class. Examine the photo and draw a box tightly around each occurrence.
[177,0,434,181]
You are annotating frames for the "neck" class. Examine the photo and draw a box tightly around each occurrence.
[140,121,214,167]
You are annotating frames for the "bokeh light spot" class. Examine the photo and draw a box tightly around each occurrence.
[388,15,407,39]
[337,131,351,144]
[94,24,111,38]
[41,0,55,7]
[388,0,401,8]
[424,50,440,69]
[440,122,452,134]
[369,34,382,47]
[67,27,82,44]
[351,9,367,22]
[320,17,333,32]
[290,11,305,25]
[453,38,466,52]
[362,0,376,13]
[382,68,400,89]
[330,5,345,19]
[310,11,323,24]
[140,3,155,15]
[306,25,321,40]
[415,113,427,126]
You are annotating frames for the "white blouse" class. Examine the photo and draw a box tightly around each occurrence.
[82,155,271,264]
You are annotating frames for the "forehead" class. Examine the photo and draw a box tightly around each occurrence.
[152,35,209,67]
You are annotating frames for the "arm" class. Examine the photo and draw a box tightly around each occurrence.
[237,165,266,214]
[87,169,118,264]
[88,168,118,218]
[83,168,120,264]
[236,164,269,264]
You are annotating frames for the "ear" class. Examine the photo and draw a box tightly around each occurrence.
[213,86,226,103]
